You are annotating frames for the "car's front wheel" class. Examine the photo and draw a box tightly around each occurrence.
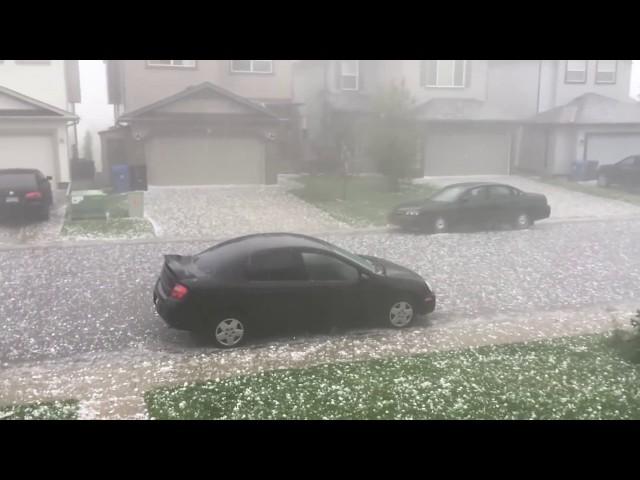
[432,216,448,234]
[387,299,416,329]
[208,316,247,348]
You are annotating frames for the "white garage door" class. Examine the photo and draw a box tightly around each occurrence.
[585,134,640,166]
[145,136,265,185]
[0,135,56,183]
[425,129,511,175]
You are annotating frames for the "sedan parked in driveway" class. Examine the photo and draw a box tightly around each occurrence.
[389,182,551,233]
[0,168,53,221]
[597,155,640,189]
[153,233,436,348]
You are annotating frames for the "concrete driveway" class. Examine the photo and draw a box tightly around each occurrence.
[0,190,67,246]
[417,175,640,222]
[144,184,350,239]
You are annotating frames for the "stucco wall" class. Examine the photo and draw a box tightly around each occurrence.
[0,60,69,109]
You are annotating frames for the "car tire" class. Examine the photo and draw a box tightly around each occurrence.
[206,315,248,349]
[597,174,610,188]
[432,216,448,234]
[513,212,531,230]
[386,298,416,329]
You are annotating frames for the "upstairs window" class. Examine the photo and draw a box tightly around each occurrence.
[595,60,617,84]
[230,60,273,74]
[340,60,359,90]
[565,60,587,83]
[147,60,196,68]
[423,60,467,87]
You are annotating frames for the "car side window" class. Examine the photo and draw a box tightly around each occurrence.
[488,186,513,199]
[463,187,488,203]
[302,252,359,282]
[247,249,307,282]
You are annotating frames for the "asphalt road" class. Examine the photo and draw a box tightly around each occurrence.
[1,218,640,365]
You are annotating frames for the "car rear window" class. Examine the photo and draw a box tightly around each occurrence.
[0,173,38,189]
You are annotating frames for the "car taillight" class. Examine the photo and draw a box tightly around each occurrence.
[170,283,189,301]
[25,191,42,200]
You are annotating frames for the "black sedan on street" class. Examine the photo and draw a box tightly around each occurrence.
[153,233,436,348]
[389,182,551,233]
[0,168,53,221]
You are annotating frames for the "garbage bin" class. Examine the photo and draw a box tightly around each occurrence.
[69,190,110,220]
[111,164,131,193]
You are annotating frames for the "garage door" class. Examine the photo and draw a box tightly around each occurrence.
[586,134,640,166]
[0,135,56,183]
[424,129,511,175]
[145,136,265,185]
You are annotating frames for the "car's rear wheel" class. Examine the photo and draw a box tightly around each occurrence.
[387,299,416,329]
[597,174,610,188]
[208,316,247,348]
[513,212,531,230]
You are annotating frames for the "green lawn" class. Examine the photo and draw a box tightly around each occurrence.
[290,175,437,227]
[538,176,640,206]
[0,400,79,420]
[144,334,640,420]
[62,217,155,240]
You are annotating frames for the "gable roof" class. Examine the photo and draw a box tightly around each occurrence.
[529,93,640,125]
[0,84,78,120]
[118,82,282,121]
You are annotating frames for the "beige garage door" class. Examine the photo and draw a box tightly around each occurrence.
[425,129,511,175]
[586,134,640,166]
[0,134,56,183]
[145,135,266,185]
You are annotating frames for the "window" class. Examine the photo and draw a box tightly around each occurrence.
[146,60,196,68]
[462,187,488,203]
[302,252,359,282]
[565,60,587,83]
[423,60,466,87]
[340,60,359,90]
[230,60,273,74]
[247,249,306,281]
[0,173,38,189]
[488,186,514,198]
[595,60,617,84]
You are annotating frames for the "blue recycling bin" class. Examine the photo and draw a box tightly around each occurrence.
[111,164,131,193]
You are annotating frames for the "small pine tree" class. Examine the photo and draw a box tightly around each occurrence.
[82,131,94,162]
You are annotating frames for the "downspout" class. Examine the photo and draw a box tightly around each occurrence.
[70,103,79,159]
[536,60,542,113]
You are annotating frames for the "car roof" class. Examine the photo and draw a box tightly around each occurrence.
[200,232,335,256]
[441,182,518,189]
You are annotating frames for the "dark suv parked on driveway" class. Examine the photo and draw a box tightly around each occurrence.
[0,169,53,221]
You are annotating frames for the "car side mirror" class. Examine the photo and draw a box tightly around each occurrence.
[360,272,371,282]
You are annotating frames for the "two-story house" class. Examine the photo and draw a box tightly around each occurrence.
[294,60,640,177]
[0,60,81,187]
[100,60,301,185]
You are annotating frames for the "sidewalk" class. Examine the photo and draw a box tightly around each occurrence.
[1,302,635,419]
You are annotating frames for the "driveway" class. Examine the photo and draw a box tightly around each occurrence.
[0,190,67,246]
[144,184,350,239]
[417,175,640,222]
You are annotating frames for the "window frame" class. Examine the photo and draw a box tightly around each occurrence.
[245,248,307,283]
[595,60,617,84]
[340,60,360,91]
[565,60,588,84]
[146,60,197,69]
[487,185,516,199]
[424,60,467,88]
[461,186,490,203]
[300,249,360,283]
[229,60,274,75]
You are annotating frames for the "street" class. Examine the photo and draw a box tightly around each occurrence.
[1,217,640,366]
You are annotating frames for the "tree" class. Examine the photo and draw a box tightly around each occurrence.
[368,82,418,191]
[82,131,94,162]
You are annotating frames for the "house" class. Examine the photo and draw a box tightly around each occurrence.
[293,60,640,176]
[0,60,81,188]
[100,60,301,186]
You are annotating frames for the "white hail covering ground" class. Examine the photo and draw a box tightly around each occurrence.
[144,184,351,239]
[417,175,640,221]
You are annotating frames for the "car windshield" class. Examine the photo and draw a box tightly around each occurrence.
[0,173,37,189]
[325,243,377,273]
[429,185,469,202]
